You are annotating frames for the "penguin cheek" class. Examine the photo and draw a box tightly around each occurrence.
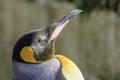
[20,46,38,63]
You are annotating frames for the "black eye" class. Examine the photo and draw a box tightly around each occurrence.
[43,39,47,42]
[37,38,41,43]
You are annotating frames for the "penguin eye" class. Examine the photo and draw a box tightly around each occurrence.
[39,36,48,44]
[37,38,47,43]
[41,39,47,45]
[42,39,47,42]
[37,38,41,43]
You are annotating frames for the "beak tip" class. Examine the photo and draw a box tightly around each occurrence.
[79,9,83,13]
[71,9,83,16]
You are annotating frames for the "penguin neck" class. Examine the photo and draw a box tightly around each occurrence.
[37,43,55,62]
[37,41,56,62]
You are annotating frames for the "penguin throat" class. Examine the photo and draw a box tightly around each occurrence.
[36,44,55,61]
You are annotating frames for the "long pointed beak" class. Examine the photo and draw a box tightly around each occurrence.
[49,9,83,41]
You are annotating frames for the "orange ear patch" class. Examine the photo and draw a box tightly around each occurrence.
[55,55,84,80]
[20,46,39,63]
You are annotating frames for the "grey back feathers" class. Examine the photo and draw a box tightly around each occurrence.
[12,58,66,80]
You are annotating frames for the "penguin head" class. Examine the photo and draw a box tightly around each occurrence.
[12,9,82,63]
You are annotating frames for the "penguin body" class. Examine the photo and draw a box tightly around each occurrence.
[12,10,84,80]
[12,55,84,80]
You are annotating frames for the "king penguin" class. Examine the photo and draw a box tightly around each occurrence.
[12,9,84,80]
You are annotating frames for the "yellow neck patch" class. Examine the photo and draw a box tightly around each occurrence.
[20,46,40,63]
[55,55,84,80]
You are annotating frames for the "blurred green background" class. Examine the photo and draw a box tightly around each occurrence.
[0,0,120,80]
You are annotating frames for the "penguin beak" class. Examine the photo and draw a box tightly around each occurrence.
[49,9,83,41]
